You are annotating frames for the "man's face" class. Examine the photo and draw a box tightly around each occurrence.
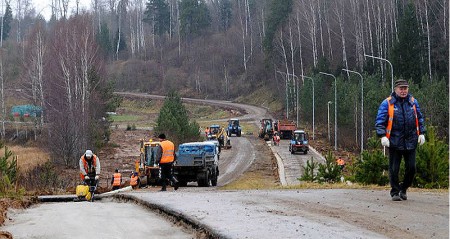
[395,86,409,98]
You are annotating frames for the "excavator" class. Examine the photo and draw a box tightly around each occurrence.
[207,124,231,149]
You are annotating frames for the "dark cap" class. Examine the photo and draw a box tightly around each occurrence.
[158,133,166,139]
[394,79,409,88]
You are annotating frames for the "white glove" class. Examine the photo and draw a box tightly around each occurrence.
[418,135,425,146]
[84,175,90,180]
[381,136,390,147]
[95,175,99,180]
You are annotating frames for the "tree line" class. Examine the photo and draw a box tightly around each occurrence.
[0,0,445,166]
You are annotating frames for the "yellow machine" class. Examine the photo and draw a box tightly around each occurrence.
[138,139,161,186]
[207,124,231,149]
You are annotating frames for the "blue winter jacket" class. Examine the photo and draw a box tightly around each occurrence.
[375,93,426,150]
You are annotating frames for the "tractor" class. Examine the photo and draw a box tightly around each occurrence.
[226,118,242,137]
[259,118,274,140]
[137,139,161,186]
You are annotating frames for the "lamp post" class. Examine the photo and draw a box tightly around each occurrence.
[276,71,290,119]
[300,75,314,140]
[276,71,300,126]
[364,54,394,92]
[342,69,364,154]
[319,72,337,150]
[327,101,332,142]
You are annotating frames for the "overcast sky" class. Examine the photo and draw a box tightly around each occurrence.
[32,0,91,20]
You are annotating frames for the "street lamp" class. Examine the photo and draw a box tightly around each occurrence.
[342,69,364,154]
[276,71,300,126]
[319,72,337,150]
[276,71,290,119]
[300,75,314,140]
[327,101,332,142]
[364,54,394,92]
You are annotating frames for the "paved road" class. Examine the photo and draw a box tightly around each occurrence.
[270,139,325,185]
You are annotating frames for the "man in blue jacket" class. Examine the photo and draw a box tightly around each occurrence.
[375,79,426,201]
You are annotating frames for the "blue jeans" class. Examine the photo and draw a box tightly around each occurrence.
[388,149,416,196]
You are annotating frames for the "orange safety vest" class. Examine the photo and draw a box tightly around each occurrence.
[112,173,121,186]
[159,140,175,164]
[80,155,98,180]
[385,96,419,139]
[130,175,139,186]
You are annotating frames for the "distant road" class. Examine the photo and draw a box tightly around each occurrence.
[114,92,269,125]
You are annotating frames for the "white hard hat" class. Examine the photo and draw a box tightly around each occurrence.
[85,150,93,158]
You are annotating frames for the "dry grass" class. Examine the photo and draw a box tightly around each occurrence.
[220,171,280,190]
[8,145,50,173]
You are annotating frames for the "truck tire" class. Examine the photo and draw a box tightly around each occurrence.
[211,168,218,186]
[198,171,210,187]
[237,131,241,137]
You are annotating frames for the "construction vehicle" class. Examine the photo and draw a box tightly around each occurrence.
[275,119,296,139]
[289,130,309,154]
[259,118,274,140]
[207,124,231,149]
[226,118,242,137]
[174,141,219,187]
[137,139,161,187]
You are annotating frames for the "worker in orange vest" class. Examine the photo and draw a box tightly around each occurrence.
[111,169,122,191]
[79,150,101,187]
[156,133,179,191]
[273,132,280,146]
[375,79,426,201]
[205,127,210,138]
[336,157,345,170]
[130,171,140,189]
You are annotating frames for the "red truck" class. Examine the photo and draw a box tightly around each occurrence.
[275,120,296,139]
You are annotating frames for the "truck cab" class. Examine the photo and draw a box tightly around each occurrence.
[174,142,219,187]
[289,130,309,154]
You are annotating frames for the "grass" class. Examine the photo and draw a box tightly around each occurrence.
[8,145,50,173]
[109,114,144,122]
[220,172,280,190]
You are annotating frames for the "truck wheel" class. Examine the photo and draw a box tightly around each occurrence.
[211,173,218,186]
[198,171,210,187]
[237,131,241,137]
[304,150,308,155]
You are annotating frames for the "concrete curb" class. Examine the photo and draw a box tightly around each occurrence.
[113,194,230,239]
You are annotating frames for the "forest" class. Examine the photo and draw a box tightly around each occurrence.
[0,0,446,166]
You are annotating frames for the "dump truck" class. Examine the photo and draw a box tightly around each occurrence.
[174,141,219,187]
[226,118,242,137]
[259,118,274,140]
[289,130,309,154]
[275,119,296,139]
[207,124,231,149]
[137,139,161,187]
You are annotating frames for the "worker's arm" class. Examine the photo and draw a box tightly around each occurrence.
[156,145,162,164]
[79,158,87,176]
[95,156,101,175]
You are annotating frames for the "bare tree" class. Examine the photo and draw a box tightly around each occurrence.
[46,15,102,166]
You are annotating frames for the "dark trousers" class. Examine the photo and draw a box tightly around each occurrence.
[388,149,416,196]
[159,163,177,189]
